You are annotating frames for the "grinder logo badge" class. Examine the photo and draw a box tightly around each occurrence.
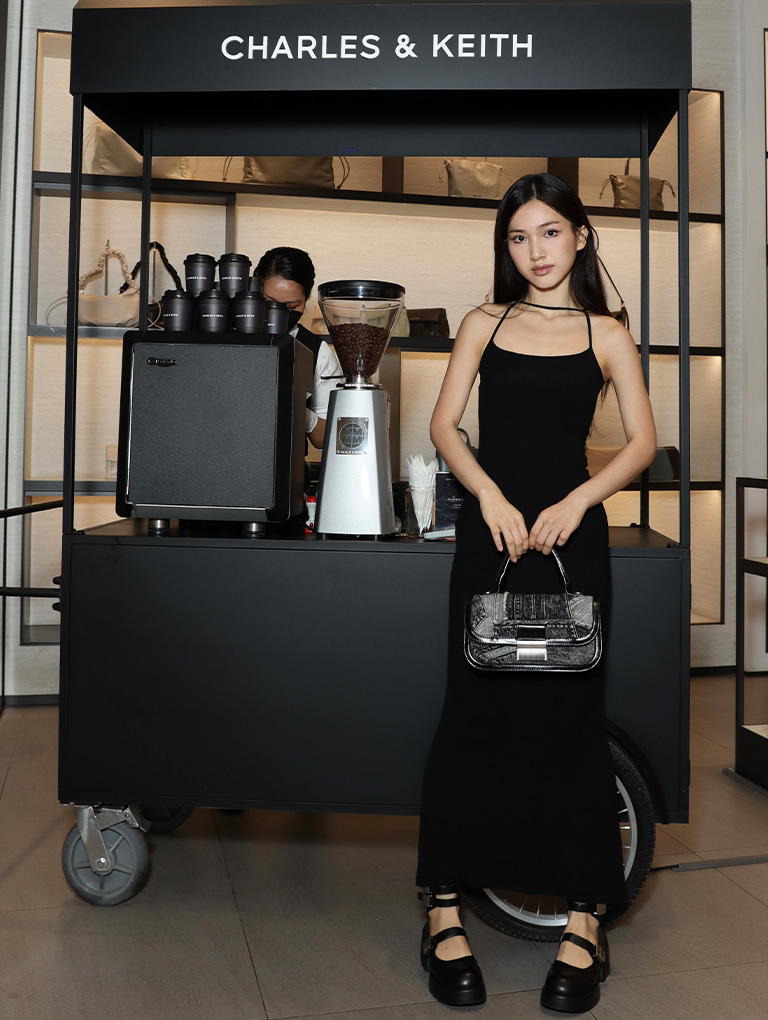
[336,417,369,455]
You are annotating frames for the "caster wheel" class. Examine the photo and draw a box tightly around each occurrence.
[140,804,194,833]
[62,821,149,905]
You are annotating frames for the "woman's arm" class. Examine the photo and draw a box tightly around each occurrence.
[528,317,657,554]
[430,307,530,561]
[307,341,342,449]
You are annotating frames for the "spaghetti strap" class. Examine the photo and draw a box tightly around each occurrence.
[488,303,515,345]
[488,301,592,350]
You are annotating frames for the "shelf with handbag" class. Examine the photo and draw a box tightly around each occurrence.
[23,25,724,644]
[30,176,232,330]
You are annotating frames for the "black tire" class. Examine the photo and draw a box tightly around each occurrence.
[140,804,194,833]
[463,734,657,941]
[61,821,150,906]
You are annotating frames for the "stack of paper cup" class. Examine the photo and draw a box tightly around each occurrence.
[406,454,438,534]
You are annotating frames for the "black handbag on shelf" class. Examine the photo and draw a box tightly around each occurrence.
[120,241,183,327]
[464,549,602,673]
[406,307,451,338]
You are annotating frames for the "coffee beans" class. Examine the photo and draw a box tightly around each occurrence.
[329,322,390,377]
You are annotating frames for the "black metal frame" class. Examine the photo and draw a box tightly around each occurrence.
[0,500,62,712]
[61,101,693,552]
[735,478,768,787]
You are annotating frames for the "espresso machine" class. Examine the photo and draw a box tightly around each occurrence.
[314,280,404,536]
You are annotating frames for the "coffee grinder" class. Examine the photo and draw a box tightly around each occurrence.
[314,280,404,536]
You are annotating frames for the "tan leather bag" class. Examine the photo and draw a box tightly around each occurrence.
[241,156,336,188]
[85,123,197,180]
[600,159,676,211]
[440,158,511,200]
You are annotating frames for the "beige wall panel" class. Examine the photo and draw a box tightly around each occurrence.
[605,489,722,624]
[592,355,722,482]
[236,194,497,335]
[399,351,478,479]
[590,219,722,350]
[26,336,122,481]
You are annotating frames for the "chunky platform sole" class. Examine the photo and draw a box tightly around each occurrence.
[539,919,609,1014]
[427,972,487,1007]
[540,981,602,1014]
[420,915,487,1007]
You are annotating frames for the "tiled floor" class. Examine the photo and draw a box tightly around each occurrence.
[1,675,768,1019]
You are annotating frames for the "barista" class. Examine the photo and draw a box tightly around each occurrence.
[255,246,341,449]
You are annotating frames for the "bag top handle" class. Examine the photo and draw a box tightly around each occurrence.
[78,241,134,293]
[495,548,572,595]
[121,240,182,293]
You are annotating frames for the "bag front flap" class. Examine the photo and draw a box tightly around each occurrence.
[467,591,600,646]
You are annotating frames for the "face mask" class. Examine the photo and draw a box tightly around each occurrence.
[287,309,302,331]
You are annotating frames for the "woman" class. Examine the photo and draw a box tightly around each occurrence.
[255,246,341,450]
[417,174,656,1014]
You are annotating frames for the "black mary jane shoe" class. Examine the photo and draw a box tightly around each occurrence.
[539,903,610,1014]
[419,886,487,1007]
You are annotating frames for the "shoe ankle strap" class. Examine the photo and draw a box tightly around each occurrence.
[426,924,467,948]
[419,886,461,911]
[560,931,606,964]
[568,901,600,916]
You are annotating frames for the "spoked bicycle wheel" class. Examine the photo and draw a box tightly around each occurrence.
[463,734,656,941]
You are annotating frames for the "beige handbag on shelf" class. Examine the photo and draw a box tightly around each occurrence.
[76,242,141,327]
[85,123,197,180]
[440,158,511,200]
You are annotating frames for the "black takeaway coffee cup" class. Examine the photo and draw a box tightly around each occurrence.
[265,300,290,335]
[196,289,231,332]
[183,253,216,297]
[161,289,196,331]
[218,253,252,298]
[232,290,266,333]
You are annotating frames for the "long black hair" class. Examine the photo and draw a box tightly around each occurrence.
[492,173,610,315]
[255,246,315,299]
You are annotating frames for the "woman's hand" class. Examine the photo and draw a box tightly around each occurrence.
[478,488,529,561]
[528,493,589,554]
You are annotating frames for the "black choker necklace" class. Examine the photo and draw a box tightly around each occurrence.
[518,299,580,312]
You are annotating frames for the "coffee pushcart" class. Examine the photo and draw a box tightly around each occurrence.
[58,0,692,940]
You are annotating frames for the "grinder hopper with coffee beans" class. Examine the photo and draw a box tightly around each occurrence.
[314,280,404,536]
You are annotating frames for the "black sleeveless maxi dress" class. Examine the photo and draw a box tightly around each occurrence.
[416,306,627,906]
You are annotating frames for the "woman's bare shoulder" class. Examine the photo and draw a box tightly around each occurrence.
[590,312,637,349]
[458,302,510,339]
[454,301,509,354]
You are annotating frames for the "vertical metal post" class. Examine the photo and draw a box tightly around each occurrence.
[62,95,85,535]
[736,479,745,728]
[139,124,153,331]
[1,0,21,710]
[639,119,650,528]
[225,194,236,252]
[678,89,691,549]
